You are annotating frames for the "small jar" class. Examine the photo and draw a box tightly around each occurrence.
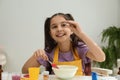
[11,72,21,80]
[1,72,9,80]
[43,71,49,80]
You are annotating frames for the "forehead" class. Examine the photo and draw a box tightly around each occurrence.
[50,15,67,25]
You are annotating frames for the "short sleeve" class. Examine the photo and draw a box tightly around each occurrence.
[76,42,91,63]
[77,42,91,72]
[37,58,48,67]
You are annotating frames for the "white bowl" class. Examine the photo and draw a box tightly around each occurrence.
[52,65,78,79]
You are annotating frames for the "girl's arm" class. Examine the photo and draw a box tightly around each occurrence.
[22,55,40,73]
[22,49,48,73]
[78,32,105,62]
[68,21,105,62]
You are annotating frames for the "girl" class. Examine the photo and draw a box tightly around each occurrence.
[22,13,105,75]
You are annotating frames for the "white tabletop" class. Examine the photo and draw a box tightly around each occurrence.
[3,73,118,80]
[39,75,117,80]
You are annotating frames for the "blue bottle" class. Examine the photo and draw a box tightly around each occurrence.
[92,72,98,80]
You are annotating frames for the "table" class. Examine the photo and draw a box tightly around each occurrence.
[3,73,117,80]
[39,75,117,80]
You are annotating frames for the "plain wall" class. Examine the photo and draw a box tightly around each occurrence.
[118,0,120,27]
[0,0,119,72]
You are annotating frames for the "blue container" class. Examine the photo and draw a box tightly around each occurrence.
[92,72,98,80]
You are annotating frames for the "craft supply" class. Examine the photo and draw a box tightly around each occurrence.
[43,71,49,80]
[92,72,98,80]
[1,72,8,80]
[11,73,21,80]
[28,67,40,80]
[23,74,29,78]
[48,60,59,69]
[20,77,29,80]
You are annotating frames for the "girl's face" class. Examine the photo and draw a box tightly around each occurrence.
[50,15,73,43]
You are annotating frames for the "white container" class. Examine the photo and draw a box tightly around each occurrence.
[1,72,9,80]
[42,71,49,80]
[117,59,120,68]
[52,65,78,80]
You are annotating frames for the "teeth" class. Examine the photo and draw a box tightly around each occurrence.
[56,33,64,37]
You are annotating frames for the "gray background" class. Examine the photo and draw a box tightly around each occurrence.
[0,0,120,72]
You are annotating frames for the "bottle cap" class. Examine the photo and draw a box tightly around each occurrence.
[43,71,49,75]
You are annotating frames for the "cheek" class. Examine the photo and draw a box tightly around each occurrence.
[66,28,73,35]
[50,31,55,38]
[68,28,73,35]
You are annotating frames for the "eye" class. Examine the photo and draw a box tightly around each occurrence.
[51,25,57,29]
[61,23,69,27]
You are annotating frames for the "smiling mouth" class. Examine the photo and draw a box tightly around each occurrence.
[56,33,66,37]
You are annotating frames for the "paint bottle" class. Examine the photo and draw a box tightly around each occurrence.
[1,72,9,80]
[92,72,98,80]
[43,71,49,80]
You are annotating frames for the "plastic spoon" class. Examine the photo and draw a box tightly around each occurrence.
[48,60,59,69]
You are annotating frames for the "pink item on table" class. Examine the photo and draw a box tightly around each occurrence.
[12,75,21,80]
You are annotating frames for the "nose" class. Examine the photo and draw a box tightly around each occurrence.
[57,25,62,31]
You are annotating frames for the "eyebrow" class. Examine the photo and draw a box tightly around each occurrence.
[50,21,68,26]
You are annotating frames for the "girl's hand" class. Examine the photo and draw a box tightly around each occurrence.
[33,49,48,61]
[67,20,83,37]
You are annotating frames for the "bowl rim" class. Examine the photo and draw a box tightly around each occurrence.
[52,65,78,79]
[52,65,78,70]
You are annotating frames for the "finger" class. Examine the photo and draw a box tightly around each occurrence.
[34,51,38,57]
[34,49,42,57]
[67,20,78,28]
[67,20,76,26]
[36,50,41,56]
[36,49,47,60]
[41,50,48,60]
[34,49,48,61]
[43,55,48,60]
